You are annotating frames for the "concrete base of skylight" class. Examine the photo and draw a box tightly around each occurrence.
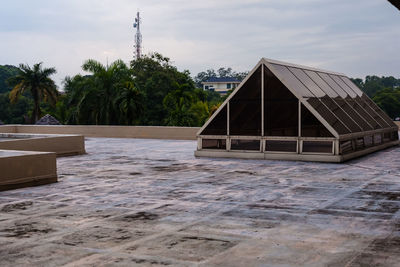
[195,150,342,162]
[340,139,400,162]
[0,150,57,191]
[195,140,400,163]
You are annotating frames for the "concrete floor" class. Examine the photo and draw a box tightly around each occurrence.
[0,138,400,267]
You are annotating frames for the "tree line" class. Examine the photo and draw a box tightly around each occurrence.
[0,53,399,125]
[352,76,400,119]
[0,53,224,126]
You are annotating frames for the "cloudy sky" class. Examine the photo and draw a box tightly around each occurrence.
[0,0,399,87]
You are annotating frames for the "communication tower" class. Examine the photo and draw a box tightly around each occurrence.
[133,12,142,59]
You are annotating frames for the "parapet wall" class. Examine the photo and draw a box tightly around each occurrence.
[1,124,398,141]
[0,125,200,140]
[0,125,16,133]
[0,134,85,156]
[0,150,57,191]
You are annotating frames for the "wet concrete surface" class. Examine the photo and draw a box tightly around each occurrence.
[1,138,400,266]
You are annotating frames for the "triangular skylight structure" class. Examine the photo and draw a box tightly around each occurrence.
[195,58,399,162]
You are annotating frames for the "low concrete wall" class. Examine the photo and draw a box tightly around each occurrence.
[2,124,399,140]
[0,134,85,156]
[0,125,200,140]
[0,150,57,191]
[0,125,16,133]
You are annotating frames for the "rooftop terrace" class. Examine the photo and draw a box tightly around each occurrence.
[1,137,400,266]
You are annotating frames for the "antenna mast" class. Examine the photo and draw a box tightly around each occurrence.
[133,12,142,59]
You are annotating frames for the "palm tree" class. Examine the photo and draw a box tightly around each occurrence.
[81,59,132,124]
[8,63,58,123]
[114,81,144,125]
[163,83,197,126]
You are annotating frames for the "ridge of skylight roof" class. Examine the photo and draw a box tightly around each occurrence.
[262,58,346,76]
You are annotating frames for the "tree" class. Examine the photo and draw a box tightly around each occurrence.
[217,67,233,78]
[58,52,228,127]
[0,92,32,124]
[8,63,58,123]
[62,74,92,124]
[352,75,400,98]
[189,101,210,126]
[114,81,144,125]
[194,69,217,88]
[163,83,196,126]
[0,65,20,94]
[80,59,133,124]
[372,87,400,119]
[0,65,32,124]
[350,78,364,90]
[63,59,144,125]
[131,52,197,125]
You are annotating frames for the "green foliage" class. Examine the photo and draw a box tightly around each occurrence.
[350,75,400,119]
[194,69,216,88]
[352,76,400,98]
[0,65,33,124]
[61,75,90,124]
[62,59,139,125]
[189,101,210,126]
[114,81,144,125]
[163,82,197,126]
[40,94,69,125]
[0,65,20,93]
[350,78,363,89]
[0,92,32,124]
[8,63,58,123]
[131,52,200,125]
[372,87,400,119]
[1,54,223,126]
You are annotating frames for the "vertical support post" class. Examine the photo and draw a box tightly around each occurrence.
[261,64,264,137]
[298,100,301,137]
[334,139,340,155]
[262,139,266,153]
[227,102,230,136]
[227,102,230,151]
[298,100,301,154]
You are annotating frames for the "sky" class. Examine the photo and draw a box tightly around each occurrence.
[0,0,399,88]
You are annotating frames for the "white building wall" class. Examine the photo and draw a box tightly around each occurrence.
[203,82,240,93]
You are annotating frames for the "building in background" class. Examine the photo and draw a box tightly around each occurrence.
[202,77,241,95]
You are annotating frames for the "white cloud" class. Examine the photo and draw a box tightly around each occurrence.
[0,0,399,88]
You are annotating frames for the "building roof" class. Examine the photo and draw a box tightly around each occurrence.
[35,114,62,125]
[262,58,396,135]
[203,77,240,83]
[199,58,397,139]
[388,0,400,10]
